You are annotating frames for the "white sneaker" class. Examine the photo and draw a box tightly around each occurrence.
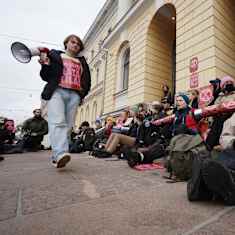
[55,153,71,168]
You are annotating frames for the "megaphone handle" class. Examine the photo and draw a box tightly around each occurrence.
[39,52,50,65]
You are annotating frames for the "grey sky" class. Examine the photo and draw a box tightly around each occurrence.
[0,0,106,124]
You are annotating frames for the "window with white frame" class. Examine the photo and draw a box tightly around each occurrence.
[122,48,130,90]
[117,44,130,93]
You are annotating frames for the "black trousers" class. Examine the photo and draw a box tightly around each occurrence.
[23,135,43,150]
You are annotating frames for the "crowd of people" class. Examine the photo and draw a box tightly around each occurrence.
[69,76,235,205]
[1,34,234,206]
[0,109,48,160]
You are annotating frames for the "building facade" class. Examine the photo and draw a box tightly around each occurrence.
[76,0,235,127]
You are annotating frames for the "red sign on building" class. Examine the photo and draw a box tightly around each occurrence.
[189,57,199,88]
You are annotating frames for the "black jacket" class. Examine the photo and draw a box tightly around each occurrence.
[22,117,48,136]
[40,50,91,100]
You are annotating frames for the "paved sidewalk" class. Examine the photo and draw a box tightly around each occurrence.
[0,151,234,235]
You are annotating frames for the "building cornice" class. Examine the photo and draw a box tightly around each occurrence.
[83,0,117,45]
[103,0,147,47]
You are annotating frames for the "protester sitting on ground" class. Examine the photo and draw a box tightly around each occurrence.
[170,94,198,136]
[2,119,16,144]
[189,89,199,109]
[94,112,144,158]
[150,101,166,121]
[0,119,16,156]
[214,76,235,105]
[125,94,200,170]
[208,78,221,105]
[115,110,129,128]
[104,116,115,138]
[137,101,166,147]
[206,76,235,150]
[69,121,95,153]
[22,109,48,151]
[190,113,235,206]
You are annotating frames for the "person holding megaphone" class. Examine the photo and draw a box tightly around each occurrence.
[38,34,91,168]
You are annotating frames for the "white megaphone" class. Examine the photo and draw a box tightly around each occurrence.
[11,42,49,63]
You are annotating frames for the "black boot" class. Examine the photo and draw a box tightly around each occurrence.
[125,148,142,168]
[0,156,4,161]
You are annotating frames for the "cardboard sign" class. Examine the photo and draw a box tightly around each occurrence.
[198,85,214,107]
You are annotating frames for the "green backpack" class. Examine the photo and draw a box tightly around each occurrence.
[167,134,209,181]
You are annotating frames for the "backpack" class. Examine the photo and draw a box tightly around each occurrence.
[168,134,209,181]
[82,128,96,151]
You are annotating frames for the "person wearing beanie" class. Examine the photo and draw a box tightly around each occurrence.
[172,94,198,136]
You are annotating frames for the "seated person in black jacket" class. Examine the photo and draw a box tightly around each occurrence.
[22,109,48,151]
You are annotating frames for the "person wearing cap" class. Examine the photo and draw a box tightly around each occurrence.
[206,76,235,150]
[39,34,91,168]
[214,76,235,105]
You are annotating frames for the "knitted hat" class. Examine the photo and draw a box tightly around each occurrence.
[178,94,190,105]
[220,76,235,89]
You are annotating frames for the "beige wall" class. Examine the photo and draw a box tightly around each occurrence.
[144,5,175,102]
[214,0,235,79]
[103,0,219,114]
[75,94,103,128]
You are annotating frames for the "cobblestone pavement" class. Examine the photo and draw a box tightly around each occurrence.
[0,151,234,235]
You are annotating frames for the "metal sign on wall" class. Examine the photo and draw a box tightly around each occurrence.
[189,57,199,88]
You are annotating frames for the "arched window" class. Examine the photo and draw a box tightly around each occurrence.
[122,48,130,90]
[117,43,130,92]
